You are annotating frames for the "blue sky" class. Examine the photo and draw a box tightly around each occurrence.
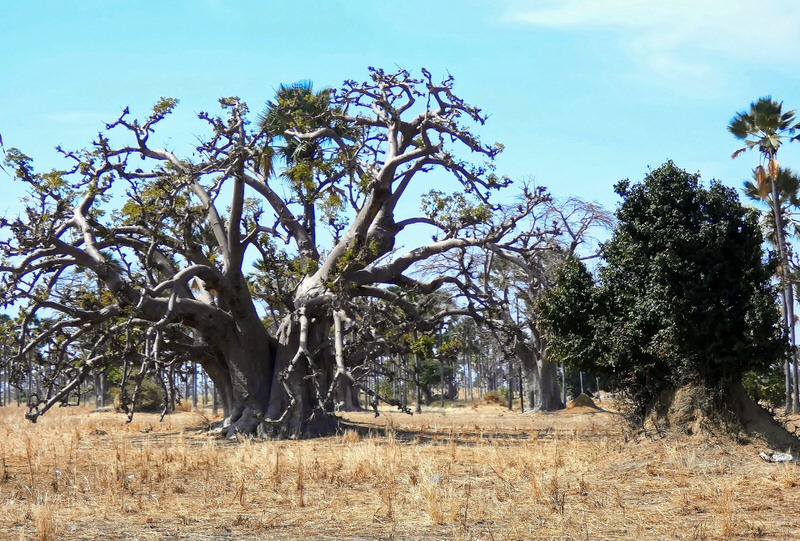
[3,0,800,216]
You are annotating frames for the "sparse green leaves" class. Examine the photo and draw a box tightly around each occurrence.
[421,190,492,233]
[410,334,436,357]
[153,97,178,117]
[147,97,179,130]
[4,148,35,182]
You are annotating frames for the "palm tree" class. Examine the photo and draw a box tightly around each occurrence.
[259,81,333,169]
[743,167,800,412]
[742,167,800,243]
[731,97,800,412]
[258,81,355,245]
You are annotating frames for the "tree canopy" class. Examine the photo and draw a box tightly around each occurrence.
[0,67,550,437]
[541,161,785,414]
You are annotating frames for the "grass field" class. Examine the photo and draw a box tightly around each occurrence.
[0,400,798,540]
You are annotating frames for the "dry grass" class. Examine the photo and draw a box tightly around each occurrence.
[0,402,798,540]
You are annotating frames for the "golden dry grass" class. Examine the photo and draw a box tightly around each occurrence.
[0,402,798,540]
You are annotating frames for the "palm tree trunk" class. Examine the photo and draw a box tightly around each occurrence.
[794,352,800,413]
[788,285,800,413]
[768,158,796,413]
[785,339,792,412]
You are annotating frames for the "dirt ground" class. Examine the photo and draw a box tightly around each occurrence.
[0,400,798,540]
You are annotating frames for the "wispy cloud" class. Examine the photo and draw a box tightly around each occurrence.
[505,0,800,94]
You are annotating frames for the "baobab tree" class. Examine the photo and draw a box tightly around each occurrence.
[0,67,546,438]
[433,192,611,411]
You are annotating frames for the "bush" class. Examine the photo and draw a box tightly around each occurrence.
[112,376,166,413]
[547,162,783,416]
[482,389,507,405]
[742,370,785,410]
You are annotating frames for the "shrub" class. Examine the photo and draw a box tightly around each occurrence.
[742,369,785,410]
[112,376,166,413]
[482,389,507,405]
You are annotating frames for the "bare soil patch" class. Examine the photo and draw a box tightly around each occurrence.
[0,403,798,540]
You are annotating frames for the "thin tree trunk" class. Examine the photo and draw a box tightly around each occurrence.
[415,357,422,414]
[477,354,483,398]
[1,343,5,406]
[786,286,798,413]
[768,157,796,413]
[507,358,513,411]
[440,360,445,408]
[467,351,473,401]
[27,355,33,407]
[212,384,218,415]
[192,362,198,408]
[401,354,408,411]
[794,352,800,413]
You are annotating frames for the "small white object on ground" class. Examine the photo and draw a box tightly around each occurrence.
[759,451,794,463]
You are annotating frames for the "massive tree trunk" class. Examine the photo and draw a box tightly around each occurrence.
[193,302,342,439]
[259,310,340,439]
[522,358,564,412]
[201,334,341,438]
[530,358,563,411]
[517,337,563,412]
[197,333,275,437]
[213,305,371,438]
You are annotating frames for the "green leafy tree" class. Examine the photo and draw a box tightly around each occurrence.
[409,334,450,405]
[257,81,355,245]
[537,256,597,374]
[742,167,800,244]
[552,162,784,416]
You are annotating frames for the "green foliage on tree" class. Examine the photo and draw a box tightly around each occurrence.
[537,256,597,372]
[408,332,459,403]
[113,374,166,413]
[742,370,786,410]
[415,357,454,391]
[742,166,800,244]
[541,162,785,414]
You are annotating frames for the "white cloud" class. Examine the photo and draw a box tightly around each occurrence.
[505,0,800,93]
